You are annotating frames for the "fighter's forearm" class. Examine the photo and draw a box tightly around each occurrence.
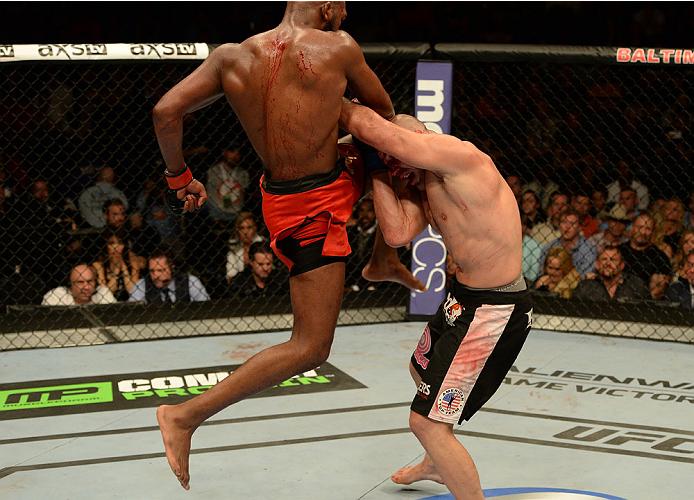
[152,48,225,174]
[153,101,186,175]
[339,99,383,146]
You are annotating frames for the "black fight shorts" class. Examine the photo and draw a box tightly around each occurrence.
[411,278,533,425]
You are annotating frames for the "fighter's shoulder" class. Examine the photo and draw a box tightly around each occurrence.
[455,139,491,163]
[307,29,362,59]
[333,30,363,56]
[208,43,248,61]
[428,136,492,174]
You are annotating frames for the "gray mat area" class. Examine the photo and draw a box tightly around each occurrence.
[1,322,691,499]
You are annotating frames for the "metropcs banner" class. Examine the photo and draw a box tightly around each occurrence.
[410,61,453,315]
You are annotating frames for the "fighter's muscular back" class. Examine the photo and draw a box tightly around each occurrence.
[219,29,359,181]
[158,14,393,183]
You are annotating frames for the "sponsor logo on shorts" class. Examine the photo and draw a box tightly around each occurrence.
[443,293,463,326]
[417,381,431,398]
[437,387,464,416]
[525,308,533,330]
[0,45,14,57]
[413,325,432,369]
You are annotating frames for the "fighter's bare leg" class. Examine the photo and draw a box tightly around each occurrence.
[156,263,346,490]
[391,362,443,485]
[409,411,484,500]
[362,227,426,291]
[362,173,426,291]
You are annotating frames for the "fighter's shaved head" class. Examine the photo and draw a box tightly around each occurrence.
[392,114,429,133]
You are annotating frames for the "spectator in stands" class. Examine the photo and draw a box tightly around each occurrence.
[653,198,685,258]
[92,228,144,302]
[346,197,379,291]
[591,187,608,219]
[204,148,251,224]
[26,178,78,231]
[684,189,694,229]
[227,241,288,298]
[0,174,20,219]
[618,213,671,286]
[505,174,522,203]
[534,246,581,299]
[41,263,116,306]
[131,176,181,255]
[530,191,569,246]
[105,198,162,259]
[671,229,694,282]
[606,159,649,211]
[521,214,543,283]
[128,249,210,303]
[103,197,128,229]
[649,274,669,301]
[78,166,129,229]
[18,178,79,289]
[520,190,545,230]
[664,251,694,309]
[571,190,599,238]
[539,208,598,278]
[573,246,649,302]
[648,196,667,217]
[617,186,640,223]
[588,204,631,253]
[226,211,265,282]
[524,173,559,213]
[0,175,34,283]
[0,177,48,303]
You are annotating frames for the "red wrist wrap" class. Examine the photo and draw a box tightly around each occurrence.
[165,166,193,190]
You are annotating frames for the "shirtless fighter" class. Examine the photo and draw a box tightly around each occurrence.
[339,100,533,500]
[153,2,422,490]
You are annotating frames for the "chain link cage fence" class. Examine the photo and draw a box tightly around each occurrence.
[0,43,692,350]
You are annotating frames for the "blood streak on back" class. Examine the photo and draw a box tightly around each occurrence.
[264,39,298,176]
[296,50,319,155]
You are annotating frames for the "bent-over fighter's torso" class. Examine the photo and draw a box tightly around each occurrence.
[216,27,352,181]
[421,146,523,288]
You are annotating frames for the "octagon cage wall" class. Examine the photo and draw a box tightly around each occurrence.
[0,43,692,350]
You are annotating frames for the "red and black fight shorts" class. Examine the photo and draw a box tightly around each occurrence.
[411,278,533,425]
[260,144,364,276]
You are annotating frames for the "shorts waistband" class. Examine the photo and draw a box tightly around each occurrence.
[458,272,527,293]
[261,159,345,195]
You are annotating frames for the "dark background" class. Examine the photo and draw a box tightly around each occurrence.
[1,1,690,47]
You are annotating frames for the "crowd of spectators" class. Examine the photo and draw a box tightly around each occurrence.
[0,155,411,307]
[509,169,694,309]
[1,21,693,315]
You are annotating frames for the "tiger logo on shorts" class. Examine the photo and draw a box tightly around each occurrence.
[443,293,464,326]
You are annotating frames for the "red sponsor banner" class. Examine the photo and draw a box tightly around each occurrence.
[617,47,694,65]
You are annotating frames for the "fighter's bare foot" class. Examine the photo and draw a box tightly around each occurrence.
[391,462,444,485]
[157,405,195,490]
[362,259,427,292]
